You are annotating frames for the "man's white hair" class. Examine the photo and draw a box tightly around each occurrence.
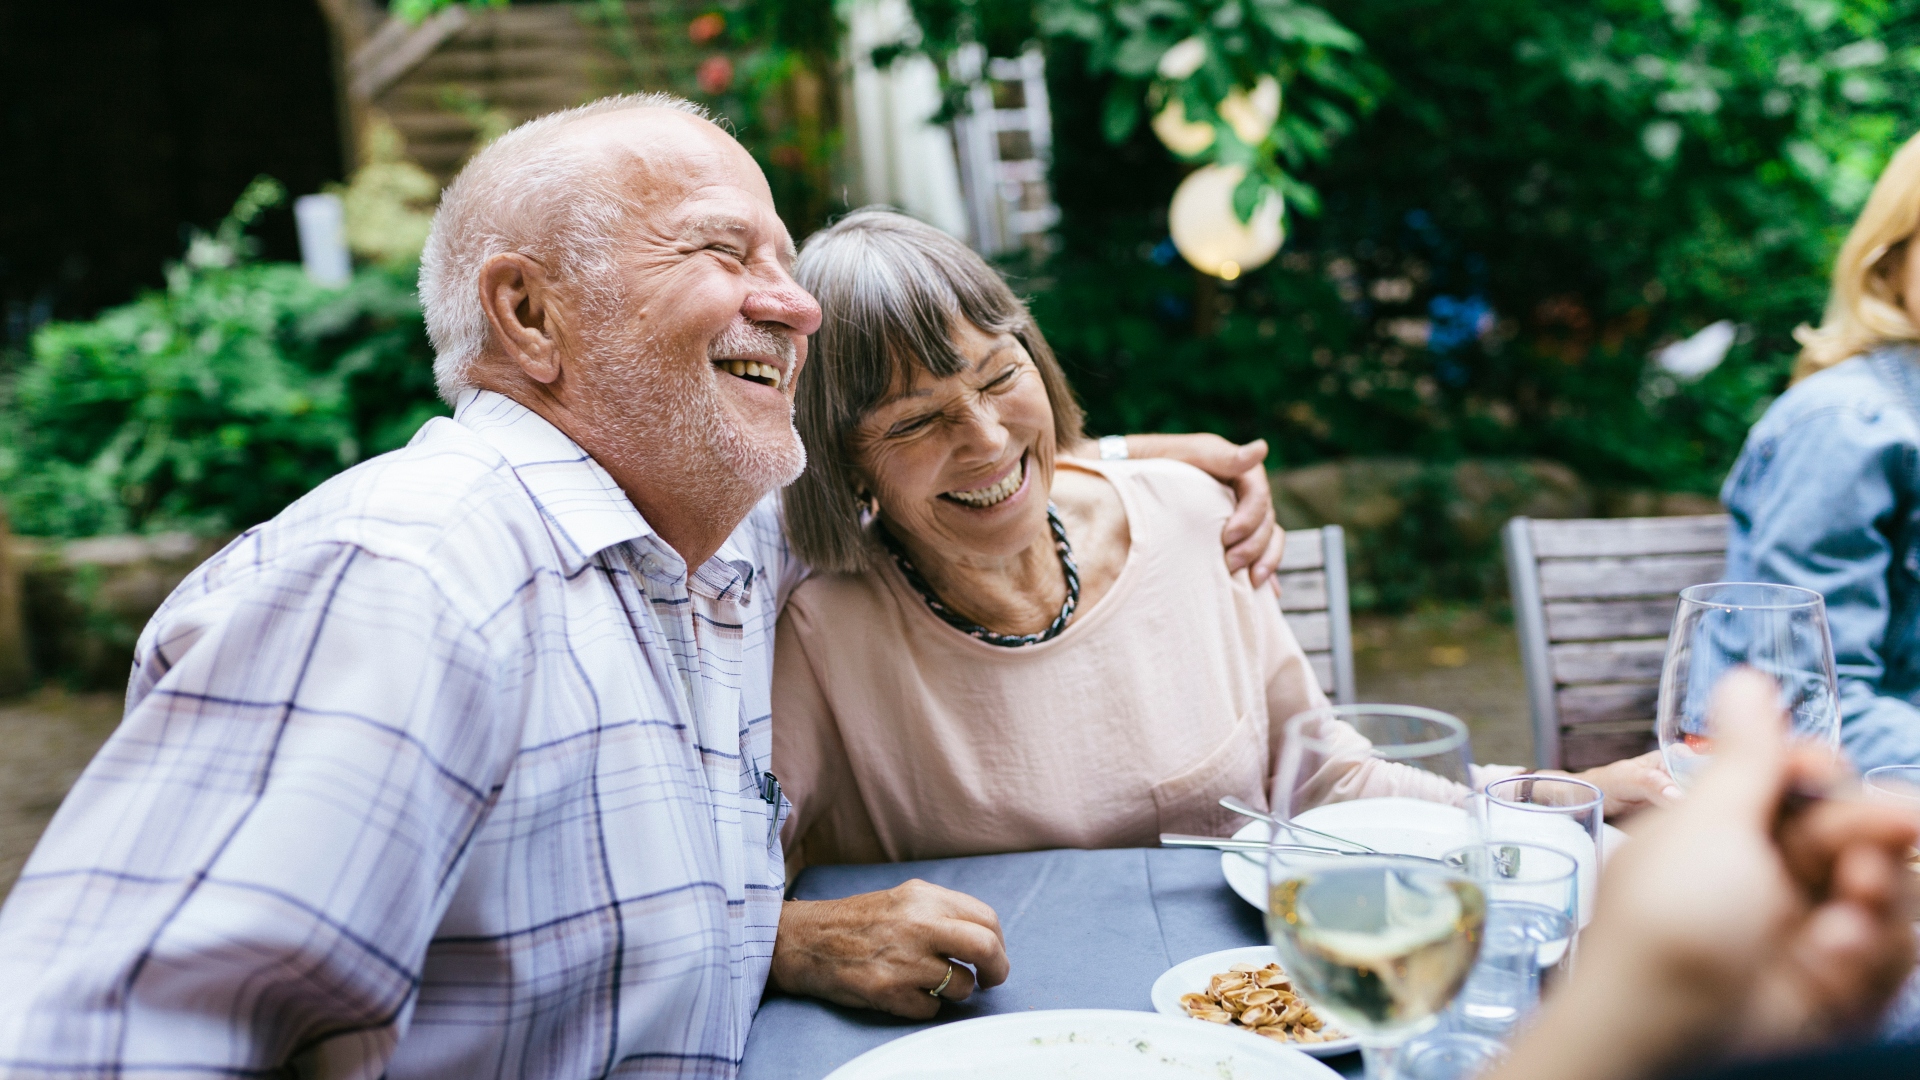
[418,93,713,404]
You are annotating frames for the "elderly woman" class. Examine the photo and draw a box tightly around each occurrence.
[774,209,1669,869]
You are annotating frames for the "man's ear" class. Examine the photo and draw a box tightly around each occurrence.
[478,253,565,385]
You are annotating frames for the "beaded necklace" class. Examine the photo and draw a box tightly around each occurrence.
[880,504,1080,647]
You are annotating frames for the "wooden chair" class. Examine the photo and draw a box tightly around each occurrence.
[1277,525,1358,706]
[1502,515,1729,770]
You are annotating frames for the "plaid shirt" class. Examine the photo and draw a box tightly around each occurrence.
[0,390,799,1079]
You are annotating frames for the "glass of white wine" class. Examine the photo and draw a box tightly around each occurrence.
[1268,706,1487,1080]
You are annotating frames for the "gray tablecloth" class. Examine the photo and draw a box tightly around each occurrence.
[738,847,1362,1079]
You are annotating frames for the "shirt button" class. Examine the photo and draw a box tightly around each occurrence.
[640,554,662,575]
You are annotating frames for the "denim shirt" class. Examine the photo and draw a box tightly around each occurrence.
[1722,345,1920,770]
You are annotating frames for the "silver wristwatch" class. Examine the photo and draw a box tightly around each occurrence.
[1098,435,1130,461]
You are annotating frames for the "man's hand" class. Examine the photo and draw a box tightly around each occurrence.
[770,879,1011,1019]
[1555,750,1682,819]
[1079,434,1284,585]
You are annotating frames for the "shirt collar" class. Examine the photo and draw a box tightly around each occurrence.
[453,390,757,601]
[455,389,652,575]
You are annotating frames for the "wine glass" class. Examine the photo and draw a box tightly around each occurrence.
[1656,583,1839,788]
[1268,705,1486,1080]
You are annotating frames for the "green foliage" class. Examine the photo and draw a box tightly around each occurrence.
[391,0,508,24]
[1,183,444,538]
[1038,0,1376,218]
[1045,0,1920,496]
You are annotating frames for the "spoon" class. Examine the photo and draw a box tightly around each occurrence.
[1217,796,1381,853]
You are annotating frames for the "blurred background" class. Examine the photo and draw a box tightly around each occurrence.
[0,0,1911,886]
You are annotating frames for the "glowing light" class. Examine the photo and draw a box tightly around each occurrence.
[1168,165,1285,279]
[1152,100,1215,157]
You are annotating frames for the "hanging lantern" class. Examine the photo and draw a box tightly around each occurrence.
[1169,164,1284,280]
[1152,100,1215,157]
[1158,37,1208,80]
[1217,76,1282,145]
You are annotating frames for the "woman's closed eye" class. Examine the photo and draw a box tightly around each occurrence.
[884,412,941,439]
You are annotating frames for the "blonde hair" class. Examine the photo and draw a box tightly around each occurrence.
[1794,129,1920,379]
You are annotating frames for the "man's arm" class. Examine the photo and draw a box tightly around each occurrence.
[0,543,515,1076]
[1069,434,1284,585]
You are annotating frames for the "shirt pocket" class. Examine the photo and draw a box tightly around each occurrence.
[1150,709,1269,838]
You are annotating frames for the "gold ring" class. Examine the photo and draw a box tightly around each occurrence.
[929,962,955,999]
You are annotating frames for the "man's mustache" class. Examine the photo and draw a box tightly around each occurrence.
[709,321,797,364]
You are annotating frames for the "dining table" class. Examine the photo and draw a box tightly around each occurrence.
[737,846,1363,1079]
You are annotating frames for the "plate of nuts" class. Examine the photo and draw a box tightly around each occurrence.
[1149,946,1358,1058]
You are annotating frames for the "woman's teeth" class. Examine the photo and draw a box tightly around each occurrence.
[718,359,782,390]
[945,461,1023,507]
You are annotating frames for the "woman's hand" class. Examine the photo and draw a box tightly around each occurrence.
[1556,750,1683,819]
[1079,434,1284,585]
[769,879,1011,1019]
[1484,670,1920,1080]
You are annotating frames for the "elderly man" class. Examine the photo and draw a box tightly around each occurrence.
[0,95,1282,1077]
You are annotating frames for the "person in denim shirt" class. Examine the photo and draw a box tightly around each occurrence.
[1724,130,1920,771]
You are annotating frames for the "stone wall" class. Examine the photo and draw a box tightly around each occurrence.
[4,531,230,692]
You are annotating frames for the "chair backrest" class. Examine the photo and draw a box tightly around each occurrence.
[1502,514,1728,770]
[1277,525,1357,706]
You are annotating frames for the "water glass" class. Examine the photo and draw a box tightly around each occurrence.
[1865,765,1920,807]
[1398,1032,1507,1080]
[1480,776,1603,926]
[1657,582,1839,789]
[1864,767,1920,887]
[1444,843,1577,1036]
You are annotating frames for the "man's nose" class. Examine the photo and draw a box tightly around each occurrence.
[744,267,823,338]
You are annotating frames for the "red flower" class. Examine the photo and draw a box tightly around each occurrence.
[697,55,734,94]
[688,13,725,44]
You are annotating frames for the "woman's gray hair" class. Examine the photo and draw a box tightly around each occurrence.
[418,92,711,404]
[784,208,1085,573]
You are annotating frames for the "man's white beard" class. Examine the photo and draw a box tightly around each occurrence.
[703,319,808,491]
[580,318,807,524]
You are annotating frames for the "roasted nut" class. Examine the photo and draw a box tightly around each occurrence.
[1180,961,1344,1045]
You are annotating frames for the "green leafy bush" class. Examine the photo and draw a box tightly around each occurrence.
[1043,0,1920,491]
[1,182,444,538]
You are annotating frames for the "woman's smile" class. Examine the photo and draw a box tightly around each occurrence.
[941,454,1029,510]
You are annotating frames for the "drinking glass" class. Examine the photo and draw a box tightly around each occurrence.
[1268,705,1486,1080]
[1657,582,1839,789]
[1442,842,1578,1036]
[1480,776,1604,926]
[1398,1032,1506,1080]
[1865,765,1920,807]
[1863,767,1920,885]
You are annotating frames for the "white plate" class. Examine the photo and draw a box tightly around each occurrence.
[1148,945,1361,1058]
[823,1009,1342,1080]
[1218,798,1628,920]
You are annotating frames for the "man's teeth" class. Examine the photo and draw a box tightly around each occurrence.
[946,464,1023,507]
[718,359,783,390]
